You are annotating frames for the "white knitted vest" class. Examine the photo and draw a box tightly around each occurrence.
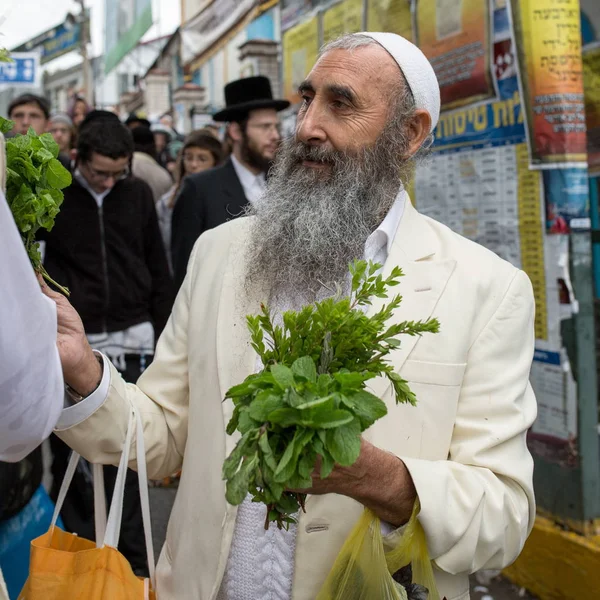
[217,496,298,599]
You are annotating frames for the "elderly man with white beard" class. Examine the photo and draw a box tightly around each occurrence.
[42,32,536,600]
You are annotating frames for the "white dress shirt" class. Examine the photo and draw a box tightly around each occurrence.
[0,189,64,462]
[231,154,266,205]
[56,189,408,598]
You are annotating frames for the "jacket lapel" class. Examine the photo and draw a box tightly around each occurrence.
[220,159,250,220]
[365,201,456,402]
[216,225,270,456]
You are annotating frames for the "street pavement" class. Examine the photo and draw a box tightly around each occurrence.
[470,572,538,600]
[149,487,538,599]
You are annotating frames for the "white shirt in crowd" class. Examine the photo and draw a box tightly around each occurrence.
[58,189,407,599]
[231,154,267,205]
[0,189,64,463]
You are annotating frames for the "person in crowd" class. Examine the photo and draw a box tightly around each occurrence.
[159,113,179,137]
[48,113,75,154]
[43,32,536,600]
[67,95,91,128]
[40,116,174,578]
[151,123,175,169]
[7,94,50,135]
[157,131,225,271]
[163,139,184,178]
[125,111,151,130]
[131,125,173,203]
[171,75,289,289]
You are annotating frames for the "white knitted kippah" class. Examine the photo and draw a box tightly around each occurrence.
[357,32,441,132]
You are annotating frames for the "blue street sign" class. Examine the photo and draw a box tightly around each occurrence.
[12,13,89,65]
[0,53,40,87]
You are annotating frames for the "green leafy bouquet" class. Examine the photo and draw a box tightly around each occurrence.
[223,260,440,529]
[1,116,72,295]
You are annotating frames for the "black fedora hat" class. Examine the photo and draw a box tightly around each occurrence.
[213,76,290,122]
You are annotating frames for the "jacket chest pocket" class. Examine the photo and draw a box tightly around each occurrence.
[367,360,466,461]
[400,360,467,461]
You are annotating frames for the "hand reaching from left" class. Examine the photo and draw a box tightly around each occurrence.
[39,275,103,397]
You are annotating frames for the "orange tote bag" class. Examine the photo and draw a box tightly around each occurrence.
[19,403,156,599]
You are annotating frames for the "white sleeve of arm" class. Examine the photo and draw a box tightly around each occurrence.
[55,352,111,430]
[399,270,537,574]
[0,189,64,462]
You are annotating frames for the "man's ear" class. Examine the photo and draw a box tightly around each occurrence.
[406,109,433,158]
[228,122,243,143]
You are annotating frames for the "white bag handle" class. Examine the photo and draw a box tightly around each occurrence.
[52,401,156,591]
[93,463,106,548]
[51,453,106,545]
[104,402,156,589]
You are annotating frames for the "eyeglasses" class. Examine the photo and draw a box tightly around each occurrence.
[247,122,281,134]
[83,162,130,182]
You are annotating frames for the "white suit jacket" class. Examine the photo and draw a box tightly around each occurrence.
[57,200,537,600]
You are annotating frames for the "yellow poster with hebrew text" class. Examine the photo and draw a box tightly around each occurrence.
[367,0,413,41]
[283,16,319,102]
[323,0,364,46]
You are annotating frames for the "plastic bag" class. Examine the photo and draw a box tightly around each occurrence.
[316,501,440,600]
[0,485,64,600]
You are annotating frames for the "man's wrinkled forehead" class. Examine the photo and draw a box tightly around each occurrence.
[300,46,401,102]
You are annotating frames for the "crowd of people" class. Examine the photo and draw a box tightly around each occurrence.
[1,32,537,600]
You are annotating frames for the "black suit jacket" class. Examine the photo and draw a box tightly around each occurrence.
[171,158,248,289]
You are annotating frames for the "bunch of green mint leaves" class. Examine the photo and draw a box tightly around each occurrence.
[223,260,440,529]
[1,116,72,295]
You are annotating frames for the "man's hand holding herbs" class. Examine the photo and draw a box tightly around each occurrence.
[288,438,417,527]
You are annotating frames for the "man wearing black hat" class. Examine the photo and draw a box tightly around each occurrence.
[171,75,289,289]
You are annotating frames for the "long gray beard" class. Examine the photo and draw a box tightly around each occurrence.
[246,116,413,304]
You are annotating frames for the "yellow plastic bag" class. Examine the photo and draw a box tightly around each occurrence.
[316,501,440,600]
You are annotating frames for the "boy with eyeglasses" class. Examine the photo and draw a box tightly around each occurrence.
[39,115,174,578]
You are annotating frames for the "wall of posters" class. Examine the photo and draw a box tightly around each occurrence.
[419,4,550,340]
[366,0,414,41]
[511,0,587,167]
[544,168,591,233]
[529,349,578,445]
[415,0,497,110]
[282,16,319,102]
[322,0,364,45]
[415,142,547,341]
[583,44,600,175]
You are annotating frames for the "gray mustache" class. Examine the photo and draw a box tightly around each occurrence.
[287,143,345,165]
